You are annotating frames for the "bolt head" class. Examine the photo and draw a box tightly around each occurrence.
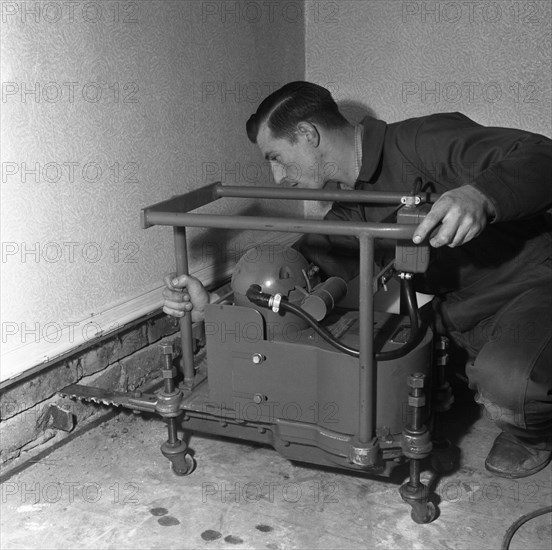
[252,353,264,364]
[253,393,265,404]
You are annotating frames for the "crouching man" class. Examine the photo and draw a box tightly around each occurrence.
[164,82,552,479]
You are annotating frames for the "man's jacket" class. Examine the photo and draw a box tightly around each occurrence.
[304,112,552,333]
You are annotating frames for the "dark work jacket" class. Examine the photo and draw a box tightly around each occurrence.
[300,112,552,333]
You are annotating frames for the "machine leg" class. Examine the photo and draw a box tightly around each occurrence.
[431,337,457,474]
[161,418,195,476]
[399,373,437,524]
[158,345,195,476]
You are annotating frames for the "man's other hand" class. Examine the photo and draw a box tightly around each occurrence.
[413,185,496,248]
[162,273,211,323]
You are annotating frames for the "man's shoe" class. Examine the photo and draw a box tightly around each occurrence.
[485,432,552,479]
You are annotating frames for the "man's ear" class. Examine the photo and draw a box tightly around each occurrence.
[296,121,320,147]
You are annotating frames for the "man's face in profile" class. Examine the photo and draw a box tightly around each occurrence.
[256,120,326,189]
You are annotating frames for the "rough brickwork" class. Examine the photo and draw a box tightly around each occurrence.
[147,314,180,345]
[0,312,187,471]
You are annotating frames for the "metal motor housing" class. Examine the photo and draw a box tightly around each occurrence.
[232,244,316,335]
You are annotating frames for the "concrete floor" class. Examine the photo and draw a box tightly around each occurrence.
[1,389,551,550]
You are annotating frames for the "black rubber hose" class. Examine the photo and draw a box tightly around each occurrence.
[246,278,424,361]
[246,284,270,307]
[501,505,552,550]
[280,300,362,357]
[377,277,421,361]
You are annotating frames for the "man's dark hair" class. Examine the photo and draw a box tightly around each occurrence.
[246,81,348,144]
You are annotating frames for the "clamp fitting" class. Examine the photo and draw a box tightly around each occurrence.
[156,390,183,417]
[402,426,433,459]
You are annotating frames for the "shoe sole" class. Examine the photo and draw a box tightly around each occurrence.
[485,455,552,479]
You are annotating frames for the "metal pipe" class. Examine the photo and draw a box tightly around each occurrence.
[410,459,421,487]
[146,211,416,239]
[173,227,195,387]
[216,184,439,204]
[141,182,221,228]
[166,417,178,445]
[358,234,375,443]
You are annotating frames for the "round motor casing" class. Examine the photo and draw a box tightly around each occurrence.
[231,244,312,336]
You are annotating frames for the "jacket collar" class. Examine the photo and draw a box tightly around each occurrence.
[357,116,387,184]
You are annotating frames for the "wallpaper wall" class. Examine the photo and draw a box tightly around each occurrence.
[1,0,305,364]
[304,0,551,214]
[4,0,550,372]
[306,0,550,131]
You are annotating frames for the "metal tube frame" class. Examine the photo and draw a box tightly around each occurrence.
[142,182,435,441]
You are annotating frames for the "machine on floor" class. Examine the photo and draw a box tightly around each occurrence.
[61,182,456,524]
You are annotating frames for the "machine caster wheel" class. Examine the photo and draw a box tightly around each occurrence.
[431,453,455,474]
[431,441,457,474]
[172,454,196,476]
[411,501,436,524]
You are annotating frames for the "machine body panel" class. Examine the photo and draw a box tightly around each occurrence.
[204,302,433,439]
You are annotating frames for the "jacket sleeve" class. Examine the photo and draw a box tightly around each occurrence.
[405,112,552,222]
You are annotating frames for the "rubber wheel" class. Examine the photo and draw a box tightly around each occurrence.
[431,442,458,474]
[431,452,456,474]
[411,501,437,524]
[172,454,196,476]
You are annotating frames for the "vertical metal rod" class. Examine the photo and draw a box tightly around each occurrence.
[166,417,178,445]
[358,234,375,443]
[173,227,195,387]
[410,458,421,487]
[162,352,175,393]
[412,393,422,428]
[164,375,175,394]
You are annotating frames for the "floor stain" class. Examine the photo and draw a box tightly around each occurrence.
[256,524,274,533]
[158,516,180,527]
[201,529,222,541]
[149,507,169,517]
[224,535,244,544]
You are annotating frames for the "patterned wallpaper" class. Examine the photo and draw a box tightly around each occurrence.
[306,0,550,130]
[304,0,551,217]
[4,0,550,365]
[1,0,305,358]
